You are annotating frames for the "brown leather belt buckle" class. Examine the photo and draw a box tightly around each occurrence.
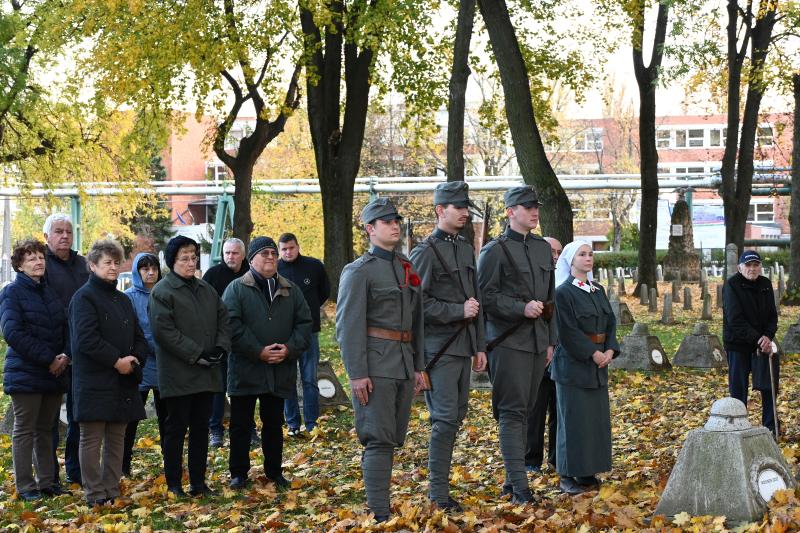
[367,327,413,343]
[586,333,607,344]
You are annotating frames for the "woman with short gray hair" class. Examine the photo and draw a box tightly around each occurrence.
[69,239,148,506]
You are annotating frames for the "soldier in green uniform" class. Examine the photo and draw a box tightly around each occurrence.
[336,198,428,522]
[409,181,487,511]
[477,185,557,504]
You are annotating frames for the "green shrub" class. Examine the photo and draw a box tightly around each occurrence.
[593,250,668,269]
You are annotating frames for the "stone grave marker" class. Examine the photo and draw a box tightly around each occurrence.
[607,283,617,302]
[655,398,796,523]
[674,323,727,368]
[700,268,708,284]
[778,270,785,299]
[683,287,692,310]
[671,280,681,303]
[725,243,739,279]
[716,284,723,309]
[610,299,635,326]
[782,319,800,354]
[316,360,351,408]
[701,294,713,320]
[640,283,649,305]
[648,287,658,312]
[663,191,701,281]
[774,289,781,315]
[618,276,626,296]
[613,323,672,371]
[470,370,492,390]
[661,294,674,325]
[656,264,664,282]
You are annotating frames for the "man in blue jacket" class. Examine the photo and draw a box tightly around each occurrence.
[277,233,330,436]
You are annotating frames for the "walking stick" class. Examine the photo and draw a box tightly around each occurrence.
[768,349,779,440]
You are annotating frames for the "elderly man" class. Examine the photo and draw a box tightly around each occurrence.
[723,250,779,434]
[223,237,312,490]
[150,236,231,497]
[202,238,250,448]
[43,213,89,487]
[336,198,427,522]
[478,186,557,504]
[525,237,562,474]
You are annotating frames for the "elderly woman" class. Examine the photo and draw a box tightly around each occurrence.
[69,240,148,506]
[550,240,619,496]
[1,239,70,501]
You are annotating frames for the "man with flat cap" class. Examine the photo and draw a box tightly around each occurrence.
[336,197,428,522]
[477,185,557,504]
[409,181,487,511]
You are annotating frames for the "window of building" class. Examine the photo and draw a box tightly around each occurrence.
[688,129,704,147]
[709,128,727,147]
[757,126,773,147]
[574,128,603,151]
[675,129,686,148]
[656,129,671,148]
[206,162,229,182]
[747,203,774,222]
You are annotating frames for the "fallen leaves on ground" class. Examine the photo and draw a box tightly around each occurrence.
[1,283,800,531]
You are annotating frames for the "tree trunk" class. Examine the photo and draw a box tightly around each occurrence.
[476,0,573,244]
[789,73,800,299]
[447,0,476,182]
[231,165,254,244]
[631,0,668,296]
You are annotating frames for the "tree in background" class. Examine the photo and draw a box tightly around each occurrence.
[786,74,799,303]
[446,0,477,182]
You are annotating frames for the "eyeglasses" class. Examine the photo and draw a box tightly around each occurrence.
[259,250,279,258]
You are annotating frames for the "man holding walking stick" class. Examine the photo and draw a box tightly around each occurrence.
[723,250,779,436]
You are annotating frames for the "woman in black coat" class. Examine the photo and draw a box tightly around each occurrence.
[0,239,70,501]
[69,240,148,506]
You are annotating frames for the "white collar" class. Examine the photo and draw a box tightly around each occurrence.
[572,278,595,293]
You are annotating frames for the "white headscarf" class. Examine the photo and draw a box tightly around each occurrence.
[555,240,594,287]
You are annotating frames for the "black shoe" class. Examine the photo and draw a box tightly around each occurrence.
[167,486,187,498]
[374,515,390,523]
[122,468,131,478]
[433,496,463,512]
[575,475,600,488]
[188,484,216,497]
[559,477,587,495]
[511,488,536,504]
[500,483,513,498]
[41,485,65,497]
[230,476,248,490]
[266,474,290,489]
[18,490,41,502]
[210,432,224,448]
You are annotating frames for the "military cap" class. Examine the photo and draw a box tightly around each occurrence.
[433,181,474,208]
[504,185,543,208]
[360,197,402,224]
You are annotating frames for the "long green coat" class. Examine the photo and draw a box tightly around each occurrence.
[222,270,312,398]
[149,272,231,399]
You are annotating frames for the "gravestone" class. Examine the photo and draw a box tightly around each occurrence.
[674,323,727,368]
[618,276,626,296]
[725,243,739,280]
[662,191,700,281]
[661,294,674,325]
[683,287,693,310]
[774,289,781,315]
[655,398,796,523]
[316,360,351,408]
[610,299,635,326]
[640,283,649,305]
[701,294,713,320]
[648,287,658,312]
[470,370,492,390]
[782,319,800,354]
[778,269,786,299]
[671,280,681,303]
[607,284,617,302]
[613,323,672,371]
[656,264,664,282]
[716,284,723,309]
[700,268,708,285]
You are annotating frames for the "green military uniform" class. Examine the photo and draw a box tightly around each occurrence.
[477,185,557,502]
[336,198,424,519]
[409,181,486,508]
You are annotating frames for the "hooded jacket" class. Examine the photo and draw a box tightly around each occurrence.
[124,253,162,391]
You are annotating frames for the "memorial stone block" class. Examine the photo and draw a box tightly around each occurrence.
[661,294,674,325]
[663,191,701,281]
[671,280,681,303]
[683,287,692,310]
[782,319,800,354]
[613,323,671,371]
[674,323,727,368]
[701,294,713,320]
[640,283,649,305]
[648,287,658,312]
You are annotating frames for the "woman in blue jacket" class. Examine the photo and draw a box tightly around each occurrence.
[121,252,165,476]
[1,239,70,501]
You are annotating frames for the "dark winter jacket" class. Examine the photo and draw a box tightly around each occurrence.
[202,259,249,297]
[278,255,330,333]
[69,274,148,423]
[149,272,231,398]
[222,270,312,398]
[124,253,161,391]
[723,272,778,353]
[44,247,89,310]
[1,273,69,394]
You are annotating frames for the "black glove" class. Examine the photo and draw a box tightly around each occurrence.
[196,347,224,368]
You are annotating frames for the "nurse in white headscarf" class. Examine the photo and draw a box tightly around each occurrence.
[549,240,620,496]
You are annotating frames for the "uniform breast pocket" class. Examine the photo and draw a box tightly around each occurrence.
[575,310,599,331]
[538,264,554,290]
[370,285,400,307]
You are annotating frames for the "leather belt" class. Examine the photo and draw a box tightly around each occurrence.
[367,327,413,342]
[586,333,606,344]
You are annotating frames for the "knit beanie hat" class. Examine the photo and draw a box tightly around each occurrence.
[165,235,199,270]
[248,236,278,261]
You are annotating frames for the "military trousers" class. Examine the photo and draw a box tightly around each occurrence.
[423,354,472,504]
[353,375,415,517]
[487,345,546,495]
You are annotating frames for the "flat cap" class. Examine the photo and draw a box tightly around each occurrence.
[361,197,402,224]
[504,185,542,208]
[433,181,474,208]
